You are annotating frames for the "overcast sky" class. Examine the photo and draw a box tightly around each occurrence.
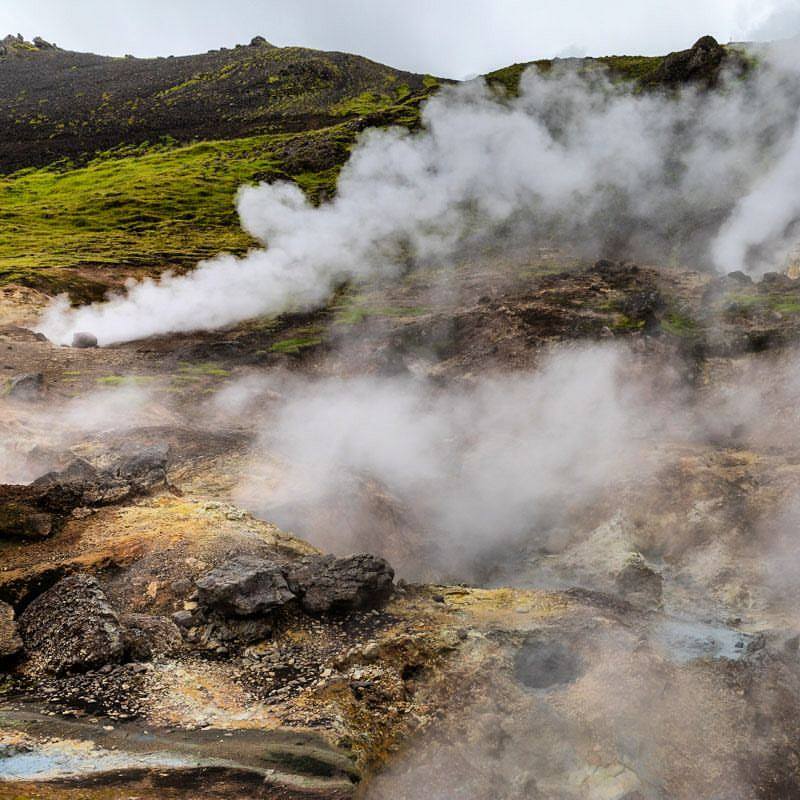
[1,0,799,78]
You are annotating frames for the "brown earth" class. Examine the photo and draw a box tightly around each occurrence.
[2,251,800,797]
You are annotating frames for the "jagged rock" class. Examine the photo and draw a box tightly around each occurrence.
[32,36,55,50]
[615,554,663,608]
[106,444,169,492]
[196,555,295,617]
[18,574,125,675]
[250,36,270,47]
[8,372,44,400]
[644,35,728,89]
[30,459,114,512]
[621,289,664,329]
[71,331,98,348]
[0,601,23,660]
[120,613,183,661]
[30,451,167,513]
[0,451,168,542]
[286,554,395,615]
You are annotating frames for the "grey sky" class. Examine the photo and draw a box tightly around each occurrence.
[0,0,798,78]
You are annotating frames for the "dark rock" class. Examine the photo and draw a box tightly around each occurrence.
[171,609,195,629]
[615,554,663,608]
[8,372,44,400]
[250,36,271,47]
[106,444,169,492]
[0,500,53,540]
[170,578,193,596]
[621,289,664,329]
[18,574,125,675]
[32,36,55,50]
[644,35,728,89]
[71,331,98,348]
[120,613,183,661]
[30,449,167,514]
[196,555,295,617]
[286,554,394,615]
[727,270,753,285]
[761,272,794,288]
[593,259,617,273]
[216,617,272,645]
[30,459,115,512]
[0,601,23,660]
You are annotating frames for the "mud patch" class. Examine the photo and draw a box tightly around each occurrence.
[514,636,584,690]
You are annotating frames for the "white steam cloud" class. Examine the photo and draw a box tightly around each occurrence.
[232,345,660,579]
[40,45,800,346]
[0,384,165,484]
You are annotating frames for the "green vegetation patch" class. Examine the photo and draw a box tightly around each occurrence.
[177,361,231,377]
[270,328,324,354]
[0,76,439,297]
[660,309,700,337]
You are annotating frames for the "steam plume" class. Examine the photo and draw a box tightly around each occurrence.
[39,45,800,346]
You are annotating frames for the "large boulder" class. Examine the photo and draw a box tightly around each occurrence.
[120,613,183,661]
[0,450,168,542]
[196,555,295,617]
[18,574,125,675]
[108,444,169,493]
[286,554,395,615]
[0,601,22,661]
[29,459,108,512]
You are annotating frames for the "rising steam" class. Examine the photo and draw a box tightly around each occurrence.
[39,43,800,346]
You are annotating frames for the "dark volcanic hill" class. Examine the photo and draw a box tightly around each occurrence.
[0,34,753,297]
[0,33,431,172]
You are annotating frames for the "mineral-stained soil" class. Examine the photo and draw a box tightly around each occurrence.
[3,251,800,798]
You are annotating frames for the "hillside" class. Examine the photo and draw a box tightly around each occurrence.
[0,33,435,172]
[0,35,748,298]
[0,34,439,297]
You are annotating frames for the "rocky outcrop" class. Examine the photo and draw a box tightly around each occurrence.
[18,574,125,675]
[8,372,44,400]
[286,554,395,615]
[0,448,170,542]
[120,613,183,661]
[642,36,741,90]
[0,601,23,661]
[195,552,396,622]
[196,555,295,617]
[615,554,663,608]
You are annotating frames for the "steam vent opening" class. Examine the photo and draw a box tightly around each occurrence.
[514,637,583,690]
